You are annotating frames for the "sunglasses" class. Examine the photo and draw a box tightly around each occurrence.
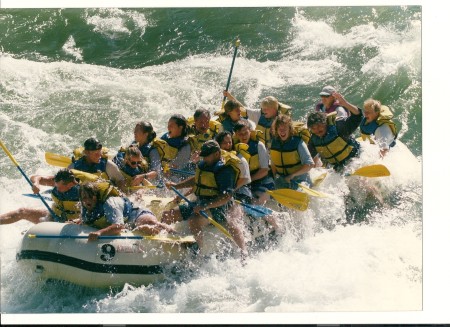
[129,160,142,165]
[320,95,331,98]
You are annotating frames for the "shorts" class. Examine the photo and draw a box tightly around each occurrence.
[126,208,155,226]
[179,200,231,223]
[251,176,275,194]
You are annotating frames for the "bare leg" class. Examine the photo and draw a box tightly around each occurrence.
[225,206,248,257]
[134,213,177,235]
[0,208,48,225]
[187,213,210,253]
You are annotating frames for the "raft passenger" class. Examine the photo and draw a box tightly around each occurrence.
[161,140,248,258]
[79,182,176,241]
[270,115,314,189]
[69,137,127,192]
[113,121,162,182]
[360,98,398,157]
[315,85,350,119]
[0,169,81,224]
[307,92,363,171]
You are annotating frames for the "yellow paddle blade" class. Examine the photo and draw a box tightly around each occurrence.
[267,189,309,211]
[312,172,327,187]
[205,214,234,241]
[143,235,196,243]
[45,152,72,167]
[297,184,329,198]
[350,164,390,177]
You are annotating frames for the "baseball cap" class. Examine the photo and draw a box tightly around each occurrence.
[84,137,102,151]
[319,85,336,96]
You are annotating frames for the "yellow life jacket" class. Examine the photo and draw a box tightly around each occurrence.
[360,105,398,144]
[255,102,293,148]
[270,135,305,176]
[50,185,80,221]
[72,146,109,161]
[70,169,101,182]
[234,131,264,174]
[187,117,223,151]
[72,147,110,180]
[193,150,241,197]
[310,112,358,165]
[292,120,311,144]
[152,137,193,163]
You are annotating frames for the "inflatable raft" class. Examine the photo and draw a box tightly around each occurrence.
[16,195,278,288]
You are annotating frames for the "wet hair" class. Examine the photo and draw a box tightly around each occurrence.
[135,121,157,143]
[307,111,327,127]
[54,169,76,184]
[79,182,99,199]
[271,114,294,140]
[215,131,233,145]
[260,96,279,109]
[193,108,211,120]
[169,114,188,137]
[233,119,251,133]
[224,100,241,114]
[125,145,143,160]
[363,98,381,113]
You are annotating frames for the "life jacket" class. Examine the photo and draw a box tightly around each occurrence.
[72,146,109,161]
[81,182,124,229]
[234,131,264,174]
[270,136,305,176]
[70,169,101,182]
[292,120,311,144]
[221,116,246,133]
[152,133,191,163]
[310,112,360,166]
[118,163,147,186]
[255,102,292,148]
[50,184,81,222]
[315,102,349,116]
[113,142,150,171]
[360,105,398,147]
[193,150,241,197]
[72,157,109,180]
[187,117,223,151]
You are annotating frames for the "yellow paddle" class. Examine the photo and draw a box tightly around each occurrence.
[347,164,390,177]
[266,189,309,211]
[297,184,330,198]
[312,172,328,186]
[170,186,235,242]
[45,152,72,167]
[1,141,60,221]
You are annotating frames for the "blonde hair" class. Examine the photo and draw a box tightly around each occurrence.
[260,96,279,109]
[271,114,294,140]
[363,98,381,113]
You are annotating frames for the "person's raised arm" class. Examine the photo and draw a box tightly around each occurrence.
[333,92,360,116]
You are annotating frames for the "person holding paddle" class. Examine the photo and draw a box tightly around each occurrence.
[115,145,156,189]
[161,140,248,258]
[307,92,363,171]
[0,169,80,225]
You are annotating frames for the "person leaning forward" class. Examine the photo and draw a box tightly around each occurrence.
[0,169,81,225]
[307,92,363,171]
[161,139,248,258]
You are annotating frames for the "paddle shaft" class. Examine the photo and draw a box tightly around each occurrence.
[28,234,195,242]
[170,186,234,241]
[222,39,240,108]
[1,141,60,221]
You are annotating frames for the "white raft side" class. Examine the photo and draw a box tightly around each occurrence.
[17,222,192,288]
